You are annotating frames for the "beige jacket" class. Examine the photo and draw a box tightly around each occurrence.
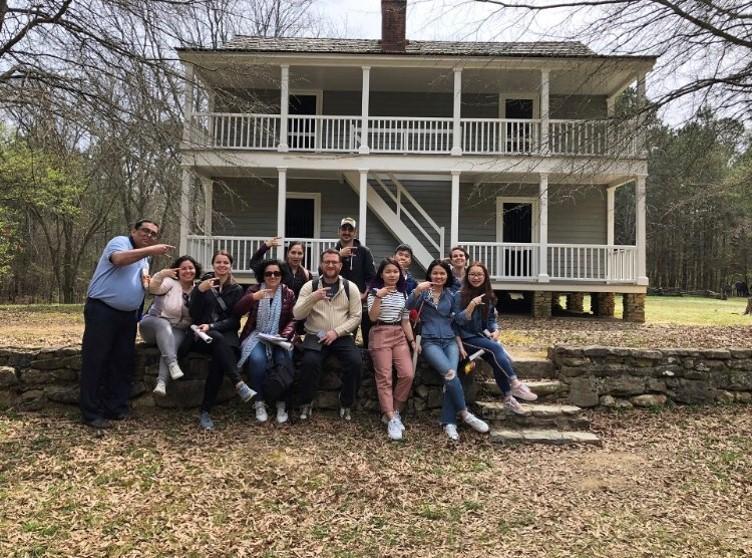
[293,277,362,337]
[147,274,191,328]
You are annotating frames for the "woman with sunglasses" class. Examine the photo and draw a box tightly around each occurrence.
[140,255,201,397]
[234,259,297,424]
[250,237,312,298]
[454,262,538,415]
[407,259,489,442]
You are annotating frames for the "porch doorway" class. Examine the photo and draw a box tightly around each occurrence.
[496,197,539,278]
[285,192,321,267]
[500,95,538,153]
[288,92,320,150]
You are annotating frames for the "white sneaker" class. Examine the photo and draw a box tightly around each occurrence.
[153,380,166,397]
[511,379,538,402]
[444,423,459,441]
[276,401,288,424]
[503,395,528,416]
[254,401,268,423]
[168,361,184,380]
[382,411,406,431]
[339,407,352,421]
[299,404,312,421]
[387,417,403,441]
[462,412,489,433]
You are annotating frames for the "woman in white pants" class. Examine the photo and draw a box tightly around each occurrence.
[140,256,201,396]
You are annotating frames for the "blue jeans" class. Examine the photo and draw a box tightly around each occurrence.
[462,335,518,395]
[421,338,467,425]
[243,342,292,401]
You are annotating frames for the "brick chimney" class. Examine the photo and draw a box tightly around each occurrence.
[381,0,407,53]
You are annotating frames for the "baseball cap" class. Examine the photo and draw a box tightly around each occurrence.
[340,217,357,228]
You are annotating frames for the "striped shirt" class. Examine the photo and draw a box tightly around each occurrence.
[367,290,409,323]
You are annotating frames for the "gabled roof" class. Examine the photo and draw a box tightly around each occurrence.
[178,36,604,58]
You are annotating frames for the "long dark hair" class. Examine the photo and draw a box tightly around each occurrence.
[461,261,496,321]
[369,257,407,293]
[170,255,202,280]
[425,259,457,290]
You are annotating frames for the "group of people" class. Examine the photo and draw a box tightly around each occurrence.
[80,218,537,441]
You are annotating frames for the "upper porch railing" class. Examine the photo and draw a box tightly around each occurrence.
[188,113,644,158]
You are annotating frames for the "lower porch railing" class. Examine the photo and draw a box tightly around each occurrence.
[186,235,338,275]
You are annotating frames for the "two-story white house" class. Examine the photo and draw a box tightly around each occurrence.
[176,0,655,321]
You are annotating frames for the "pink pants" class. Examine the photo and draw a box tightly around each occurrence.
[368,325,415,415]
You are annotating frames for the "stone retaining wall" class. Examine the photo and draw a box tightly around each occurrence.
[550,345,752,408]
[0,345,476,415]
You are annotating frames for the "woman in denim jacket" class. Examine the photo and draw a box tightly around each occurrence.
[453,262,537,415]
[407,259,489,441]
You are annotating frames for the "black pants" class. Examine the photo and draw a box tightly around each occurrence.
[80,298,138,423]
[297,335,362,408]
[180,330,241,413]
[359,305,372,348]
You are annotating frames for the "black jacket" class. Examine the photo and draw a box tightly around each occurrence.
[336,239,376,294]
[188,280,243,345]
[249,243,311,297]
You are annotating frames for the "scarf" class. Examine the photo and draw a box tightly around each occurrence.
[237,284,283,368]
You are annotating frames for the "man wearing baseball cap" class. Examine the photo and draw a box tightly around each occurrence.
[335,217,376,347]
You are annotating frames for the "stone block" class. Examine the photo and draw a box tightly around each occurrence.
[716,391,735,403]
[19,389,45,410]
[45,385,79,405]
[645,378,668,393]
[735,391,752,403]
[20,369,51,384]
[729,349,752,359]
[599,395,616,407]
[314,390,340,410]
[669,379,716,404]
[714,370,752,391]
[593,292,615,318]
[727,359,752,370]
[630,394,667,407]
[53,369,79,382]
[28,358,63,371]
[702,349,731,359]
[560,357,590,367]
[583,346,610,357]
[601,375,645,396]
[630,349,663,360]
[567,376,599,408]
[622,293,646,323]
[559,366,585,378]
[613,398,633,409]
[426,387,443,409]
[531,291,552,319]
[0,366,18,387]
[566,293,584,312]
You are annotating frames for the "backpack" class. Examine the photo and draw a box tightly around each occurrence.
[263,358,295,404]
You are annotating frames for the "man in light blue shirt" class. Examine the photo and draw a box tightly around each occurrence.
[80,219,174,428]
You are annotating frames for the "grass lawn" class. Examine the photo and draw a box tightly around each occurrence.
[1,405,751,557]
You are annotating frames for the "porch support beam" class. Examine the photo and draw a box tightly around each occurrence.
[606,185,616,246]
[540,69,550,155]
[182,63,195,145]
[359,66,371,154]
[358,170,368,244]
[606,95,616,117]
[200,177,213,235]
[538,173,550,282]
[277,167,287,259]
[635,175,648,286]
[278,65,289,152]
[450,170,460,249]
[179,169,191,254]
[451,67,462,156]
[636,73,647,157]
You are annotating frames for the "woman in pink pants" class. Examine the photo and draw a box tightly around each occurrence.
[367,257,416,441]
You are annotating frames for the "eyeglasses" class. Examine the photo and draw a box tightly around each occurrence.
[340,225,355,232]
[139,227,159,239]
[322,260,340,266]
[264,271,282,277]
[468,273,485,278]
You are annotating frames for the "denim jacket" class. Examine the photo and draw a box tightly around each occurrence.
[452,296,498,339]
[407,288,457,340]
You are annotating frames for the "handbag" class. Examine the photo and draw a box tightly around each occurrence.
[263,358,295,403]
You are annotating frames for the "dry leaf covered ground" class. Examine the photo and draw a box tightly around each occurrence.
[1,405,751,557]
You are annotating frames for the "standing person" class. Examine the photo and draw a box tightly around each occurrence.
[234,259,297,424]
[80,219,173,429]
[181,250,253,431]
[407,259,488,442]
[335,217,375,347]
[448,246,469,292]
[454,262,537,415]
[368,258,416,441]
[293,249,362,421]
[140,255,201,397]
[393,243,418,294]
[250,237,312,298]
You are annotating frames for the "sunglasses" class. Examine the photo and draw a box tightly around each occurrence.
[138,227,159,239]
[264,271,282,277]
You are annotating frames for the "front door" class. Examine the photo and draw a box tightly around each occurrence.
[288,94,318,150]
[285,194,319,268]
[498,198,537,278]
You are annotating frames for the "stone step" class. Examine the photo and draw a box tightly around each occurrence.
[474,400,590,430]
[479,378,565,400]
[490,428,601,446]
[504,356,555,380]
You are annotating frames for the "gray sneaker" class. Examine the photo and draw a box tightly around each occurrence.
[503,395,527,416]
[236,381,256,403]
[387,417,403,441]
[462,412,490,433]
[444,423,459,441]
[299,404,312,421]
[339,407,352,421]
[198,411,214,431]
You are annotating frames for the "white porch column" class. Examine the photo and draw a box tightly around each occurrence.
[277,167,287,260]
[606,185,616,245]
[359,66,371,154]
[606,96,616,117]
[358,170,368,244]
[635,175,648,285]
[451,67,462,156]
[538,173,549,282]
[179,169,191,254]
[636,73,647,157]
[182,63,195,144]
[450,170,460,248]
[540,69,550,155]
[279,65,289,152]
[200,177,213,235]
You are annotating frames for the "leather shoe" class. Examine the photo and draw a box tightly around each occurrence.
[83,417,111,429]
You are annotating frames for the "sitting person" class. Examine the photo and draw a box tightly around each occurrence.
[393,243,417,294]
[180,250,253,430]
[140,255,201,397]
[453,262,537,415]
[367,257,416,441]
[234,259,296,424]
[250,237,312,298]
[292,248,362,421]
[407,259,488,441]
